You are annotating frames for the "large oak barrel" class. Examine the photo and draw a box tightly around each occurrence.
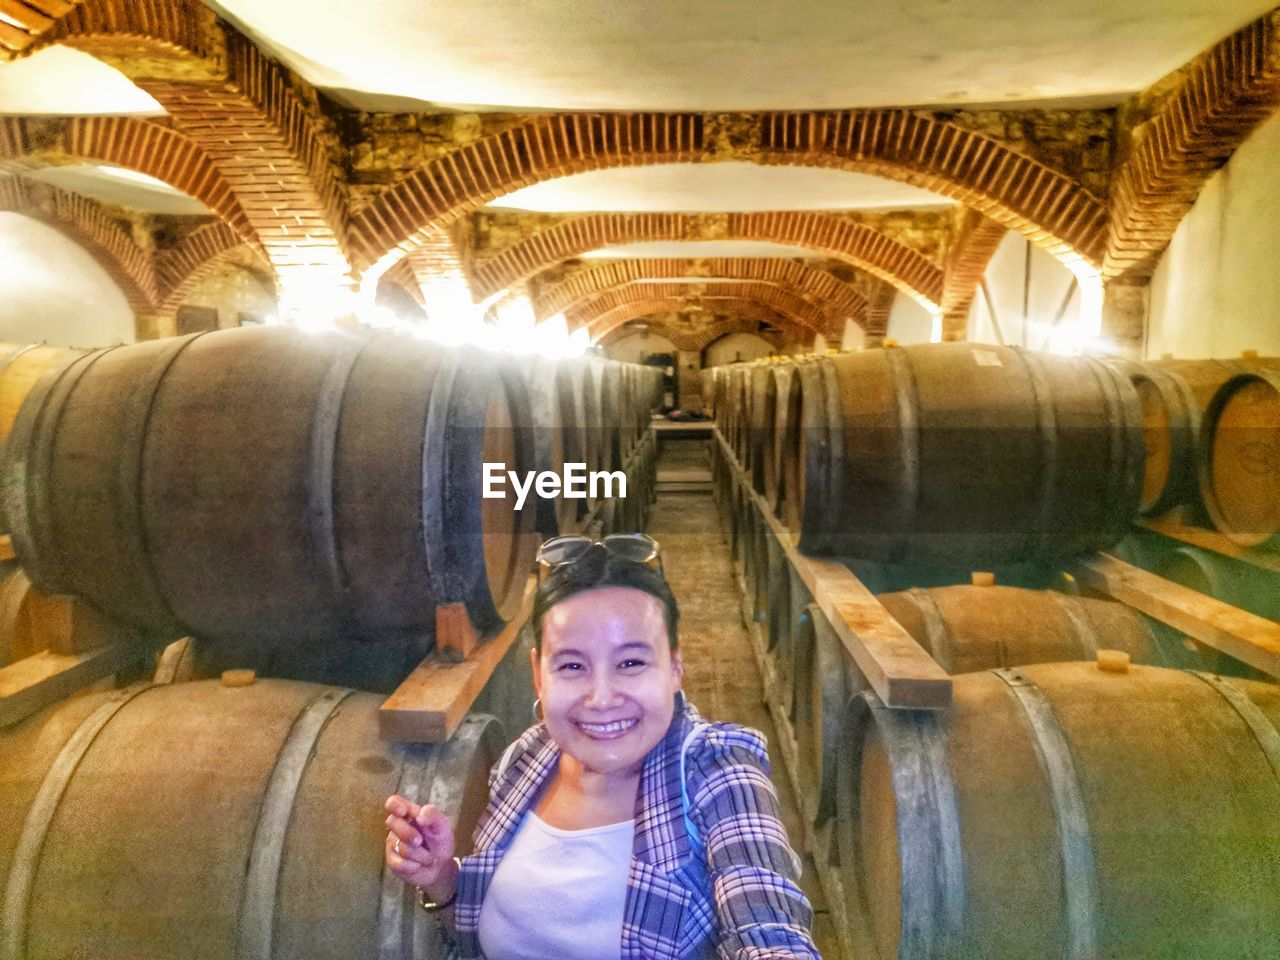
[874,584,1188,674]
[1107,361,1200,517]
[518,356,583,535]
[1199,369,1280,546]
[0,678,504,959]
[810,344,1143,565]
[0,343,85,446]
[836,662,1280,960]
[1,327,538,646]
[747,364,776,495]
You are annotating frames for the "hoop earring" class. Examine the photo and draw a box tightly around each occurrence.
[531,698,545,724]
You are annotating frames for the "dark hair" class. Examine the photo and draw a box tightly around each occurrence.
[531,543,680,654]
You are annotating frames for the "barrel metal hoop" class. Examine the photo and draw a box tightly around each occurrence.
[2,683,157,960]
[907,587,954,672]
[1,348,112,593]
[118,334,205,631]
[1012,348,1059,550]
[308,335,368,599]
[237,686,355,960]
[884,346,920,544]
[377,741,443,960]
[992,668,1099,960]
[871,701,967,957]
[1187,671,1280,782]
[1047,592,1101,659]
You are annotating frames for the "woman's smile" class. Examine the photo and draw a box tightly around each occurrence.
[574,717,640,738]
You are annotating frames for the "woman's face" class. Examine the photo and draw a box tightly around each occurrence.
[532,586,683,778]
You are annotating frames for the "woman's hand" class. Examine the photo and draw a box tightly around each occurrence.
[384,794,458,899]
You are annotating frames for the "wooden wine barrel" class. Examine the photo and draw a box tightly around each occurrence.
[788,604,857,826]
[1,327,538,646]
[1153,354,1279,408]
[519,356,583,535]
[812,343,1143,565]
[764,362,800,514]
[747,364,776,495]
[1199,370,1280,546]
[594,359,624,475]
[0,343,85,446]
[0,678,504,960]
[787,358,838,548]
[836,662,1280,960]
[1107,361,1200,517]
[874,584,1185,674]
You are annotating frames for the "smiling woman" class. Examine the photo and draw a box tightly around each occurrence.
[384,537,820,960]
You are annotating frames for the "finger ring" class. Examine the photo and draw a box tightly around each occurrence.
[394,838,401,855]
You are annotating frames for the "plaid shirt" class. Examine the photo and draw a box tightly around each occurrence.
[443,693,821,960]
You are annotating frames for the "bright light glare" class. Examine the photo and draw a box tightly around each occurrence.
[928,307,944,343]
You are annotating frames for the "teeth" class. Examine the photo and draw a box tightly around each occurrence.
[577,719,638,734]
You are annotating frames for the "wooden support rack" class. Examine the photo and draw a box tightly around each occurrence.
[714,430,952,710]
[1071,553,1280,678]
[379,576,536,743]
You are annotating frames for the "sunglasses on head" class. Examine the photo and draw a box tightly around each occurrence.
[535,533,661,569]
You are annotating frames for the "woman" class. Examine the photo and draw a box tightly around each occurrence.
[384,533,820,959]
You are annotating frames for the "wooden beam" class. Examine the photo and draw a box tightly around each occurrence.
[1071,553,1280,678]
[717,431,952,709]
[0,644,137,727]
[379,577,536,743]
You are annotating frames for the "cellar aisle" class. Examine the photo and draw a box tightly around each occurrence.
[644,436,839,958]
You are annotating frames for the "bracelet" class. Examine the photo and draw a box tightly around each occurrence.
[416,857,462,912]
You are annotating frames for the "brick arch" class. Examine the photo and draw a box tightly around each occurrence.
[939,211,1007,337]
[15,2,357,306]
[570,282,836,339]
[350,110,1103,273]
[2,0,219,58]
[601,316,787,353]
[154,221,271,320]
[699,322,786,355]
[583,295,820,345]
[535,257,867,323]
[1106,10,1280,281]
[378,258,428,306]
[474,211,942,309]
[0,175,157,313]
[49,117,256,244]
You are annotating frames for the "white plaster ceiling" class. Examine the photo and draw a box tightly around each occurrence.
[580,241,820,259]
[487,162,953,212]
[23,165,212,215]
[206,0,1273,112]
[0,47,165,116]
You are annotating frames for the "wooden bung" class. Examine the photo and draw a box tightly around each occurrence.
[1096,649,1131,673]
[970,571,996,587]
[221,668,256,687]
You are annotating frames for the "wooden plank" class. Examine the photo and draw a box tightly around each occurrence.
[21,0,76,18]
[0,0,53,30]
[379,576,536,743]
[716,431,952,709]
[0,644,135,727]
[1072,553,1280,679]
[0,535,14,562]
[1138,515,1280,575]
[0,18,33,51]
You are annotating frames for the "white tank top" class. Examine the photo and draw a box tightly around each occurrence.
[478,811,635,960]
